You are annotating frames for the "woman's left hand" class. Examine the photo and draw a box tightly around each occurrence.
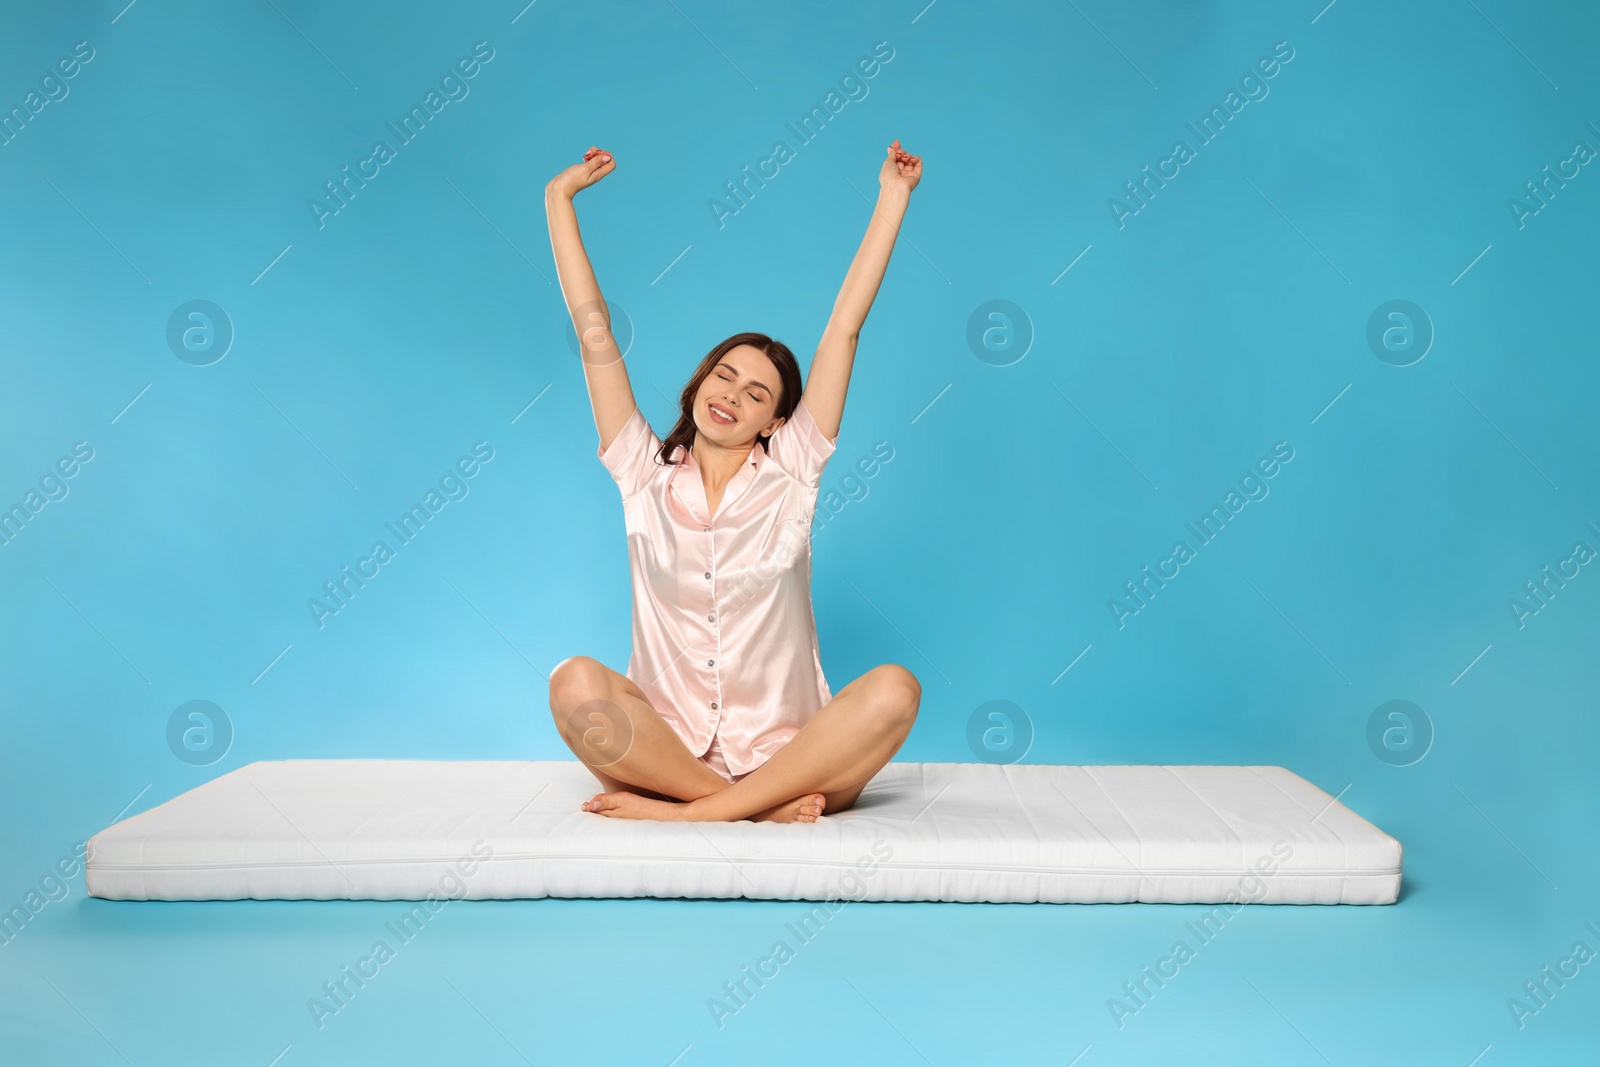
[880,139,922,195]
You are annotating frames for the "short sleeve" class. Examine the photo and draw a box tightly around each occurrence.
[598,406,662,498]
[765,395,837,488]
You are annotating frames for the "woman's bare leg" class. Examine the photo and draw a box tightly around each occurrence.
[581,664,921,823]
[548,655,734,802]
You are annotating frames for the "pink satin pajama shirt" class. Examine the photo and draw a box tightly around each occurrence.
[597,396,838,782]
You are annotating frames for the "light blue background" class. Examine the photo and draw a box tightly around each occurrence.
[2,0,1597,1063]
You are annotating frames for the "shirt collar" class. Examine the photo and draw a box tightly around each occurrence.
[668,438,764,526]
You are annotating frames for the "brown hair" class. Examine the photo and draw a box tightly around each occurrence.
[655,332,804,467]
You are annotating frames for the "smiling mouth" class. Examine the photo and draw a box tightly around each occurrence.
[709,403,737,425]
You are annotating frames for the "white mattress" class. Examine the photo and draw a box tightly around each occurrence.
[86,760,1402,904]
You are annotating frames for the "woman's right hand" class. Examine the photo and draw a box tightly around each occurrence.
[546,147,616,200]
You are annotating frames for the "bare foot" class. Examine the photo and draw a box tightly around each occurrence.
[581,791,688,821]
[581,790,826,823]
[752,793,826,824]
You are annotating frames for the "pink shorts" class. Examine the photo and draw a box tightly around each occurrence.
[699,731,750,785]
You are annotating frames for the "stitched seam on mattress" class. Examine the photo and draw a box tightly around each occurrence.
[1038,777,1156,894]
[88,859,1403,876]
[1162,767,1246,866]
[341,777,424,840]
[1243,766,1318,819]
[1244,766,1354,872]
[999,765,1044,871]
[1079,768,1146,874]
[441,764,538,838]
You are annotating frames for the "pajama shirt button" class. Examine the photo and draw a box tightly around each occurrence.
[707,614,714,622]
[704,572,711,580]
[711,702,718,709]
[707,659,714,666]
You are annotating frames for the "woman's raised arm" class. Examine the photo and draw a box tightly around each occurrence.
[804,139,923,441]
[545,147,637,453]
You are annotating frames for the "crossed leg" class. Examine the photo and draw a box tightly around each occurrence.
[549,656,829,822]
[548,655,736,801]
[547,656,921,823]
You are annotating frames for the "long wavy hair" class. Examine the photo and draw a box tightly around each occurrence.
[655,332,804,467]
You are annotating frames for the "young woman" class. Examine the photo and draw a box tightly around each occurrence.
[544,140,924,824]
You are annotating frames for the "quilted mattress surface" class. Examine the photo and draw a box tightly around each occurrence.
[86,760,1402,904]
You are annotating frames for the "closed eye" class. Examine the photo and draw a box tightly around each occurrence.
[717,372,764,400]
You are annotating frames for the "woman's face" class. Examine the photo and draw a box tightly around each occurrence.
[693,344,784,446]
